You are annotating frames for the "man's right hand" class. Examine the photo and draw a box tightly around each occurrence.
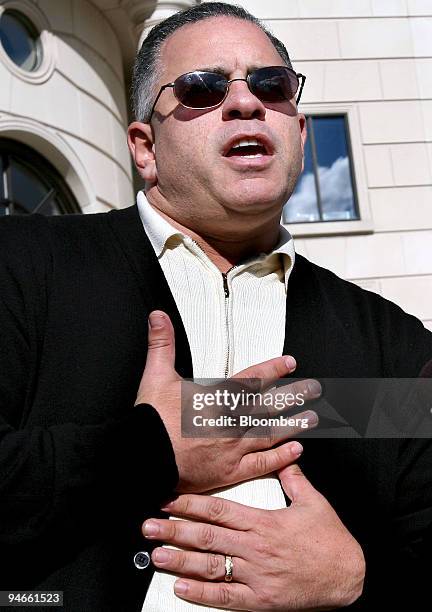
[135,311,319,493]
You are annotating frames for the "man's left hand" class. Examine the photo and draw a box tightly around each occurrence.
[143,464,365,611]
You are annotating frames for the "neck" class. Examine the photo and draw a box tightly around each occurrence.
[147,201,281,274]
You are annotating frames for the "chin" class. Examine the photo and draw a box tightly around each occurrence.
[222,187,287,215]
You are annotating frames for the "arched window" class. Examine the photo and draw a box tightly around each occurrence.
[0,139,81,215]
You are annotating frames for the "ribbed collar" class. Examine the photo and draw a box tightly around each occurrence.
[136,190,295,289]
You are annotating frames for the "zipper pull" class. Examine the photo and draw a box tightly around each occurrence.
[222,273,229,298]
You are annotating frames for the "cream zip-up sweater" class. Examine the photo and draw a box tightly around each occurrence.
[137,192,295,612]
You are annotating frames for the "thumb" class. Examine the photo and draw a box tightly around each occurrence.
[143,310,177,379]
[278,463,316,505]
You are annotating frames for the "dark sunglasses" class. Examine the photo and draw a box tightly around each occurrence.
[149,66,306,119]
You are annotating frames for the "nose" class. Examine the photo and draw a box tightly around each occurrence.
[221,78,266,121]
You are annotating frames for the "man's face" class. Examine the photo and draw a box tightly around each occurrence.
[136,16,306,231]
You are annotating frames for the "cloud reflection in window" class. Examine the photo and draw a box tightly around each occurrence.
[284,156,356,223]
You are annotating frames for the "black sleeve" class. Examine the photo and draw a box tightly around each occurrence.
[387,302,432,604]
[0,216,178,585]
[351,302,432,609]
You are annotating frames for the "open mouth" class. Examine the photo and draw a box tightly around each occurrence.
[225,138,271,159]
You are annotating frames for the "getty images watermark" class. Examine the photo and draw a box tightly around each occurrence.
[181,377,432,438]
[191,387,310,430]
[181,378,320,438]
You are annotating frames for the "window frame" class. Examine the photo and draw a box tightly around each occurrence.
[283,103,373,237]
[0,9,42,72]
[0,138,82,215]
[0,1,55,84]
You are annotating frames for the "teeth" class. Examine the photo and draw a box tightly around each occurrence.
[244,154,263,158]
[231,138,260,149]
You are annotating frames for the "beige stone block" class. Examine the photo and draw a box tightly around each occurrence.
[424,320,432,332]
[338,18,413,59]
[390,143,432,186]
[359,101,425,143]
[73,0,106,59]
[364,145,394,187]
[46,72,80,133]
[294,62,325,103]
[79,92,112,153]
[351,279,382,295]
[402,231,432,275]
[62,134,121,206]
[37,0,74,34]
[406,0,432,15]
[421,100,432,140]
[111,115,131,177]
[298,0,371,18]
[297,235,348,277]
[0,60,12,111]
[407,0,432,15]
[267,20,340,61]
[292,238,308,258]
[73,0,123,81]
[427,143,432,176]
[116,165,134,207]
[380,275,432,320]
[323,60,382,102]
[56,37,111,110]
[371,0,407,16]
[379,59,420,100]
[410,18,432,56]
[370,186,432,232]
[345,233,405,278]
[415,59,432,98]
[100,18,123,82]
[56,35,126,123]
[10,76,47,124]
[9,71,80,133]
[81,200,112,214]
[98,60,128,124]
[248,0,300,19]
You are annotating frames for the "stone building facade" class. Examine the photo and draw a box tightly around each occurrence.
[0,0,431,328]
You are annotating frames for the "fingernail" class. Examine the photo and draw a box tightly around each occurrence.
[149,312,165,329]
[284,355,296,371]
[304,410,319,426]
[161,500,174,511]
[174,580,189,595]
[153,548,171,563]
[143,520,160,537]
[307,380,321,396]
[290,441,303,456]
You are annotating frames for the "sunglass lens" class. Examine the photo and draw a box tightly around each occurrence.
[174,72,227,108]
[251,67,298,102]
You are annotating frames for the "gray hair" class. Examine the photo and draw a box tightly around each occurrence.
[132,1,293,123]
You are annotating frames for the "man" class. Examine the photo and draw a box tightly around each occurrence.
[0,2,431,611]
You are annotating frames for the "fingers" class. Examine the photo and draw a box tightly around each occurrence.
[143,518,246,557]
[267,378,322,414]
[278,462,321,505]
[152,548,247,584]
[241,409,318,453]
[232,355,297,391]
[142,311,178,380]
[237,438,305,482]
[173,579,251,610]
[161,494,260,531]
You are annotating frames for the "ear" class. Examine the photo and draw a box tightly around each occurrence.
[127,121,157,185]
[298,113,307,172]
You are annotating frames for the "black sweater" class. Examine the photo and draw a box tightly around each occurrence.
[1,204,431,611]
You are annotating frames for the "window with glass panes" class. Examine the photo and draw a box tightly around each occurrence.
[283,115,358,224]
[0,9,42,71]
[0,139,81,215]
